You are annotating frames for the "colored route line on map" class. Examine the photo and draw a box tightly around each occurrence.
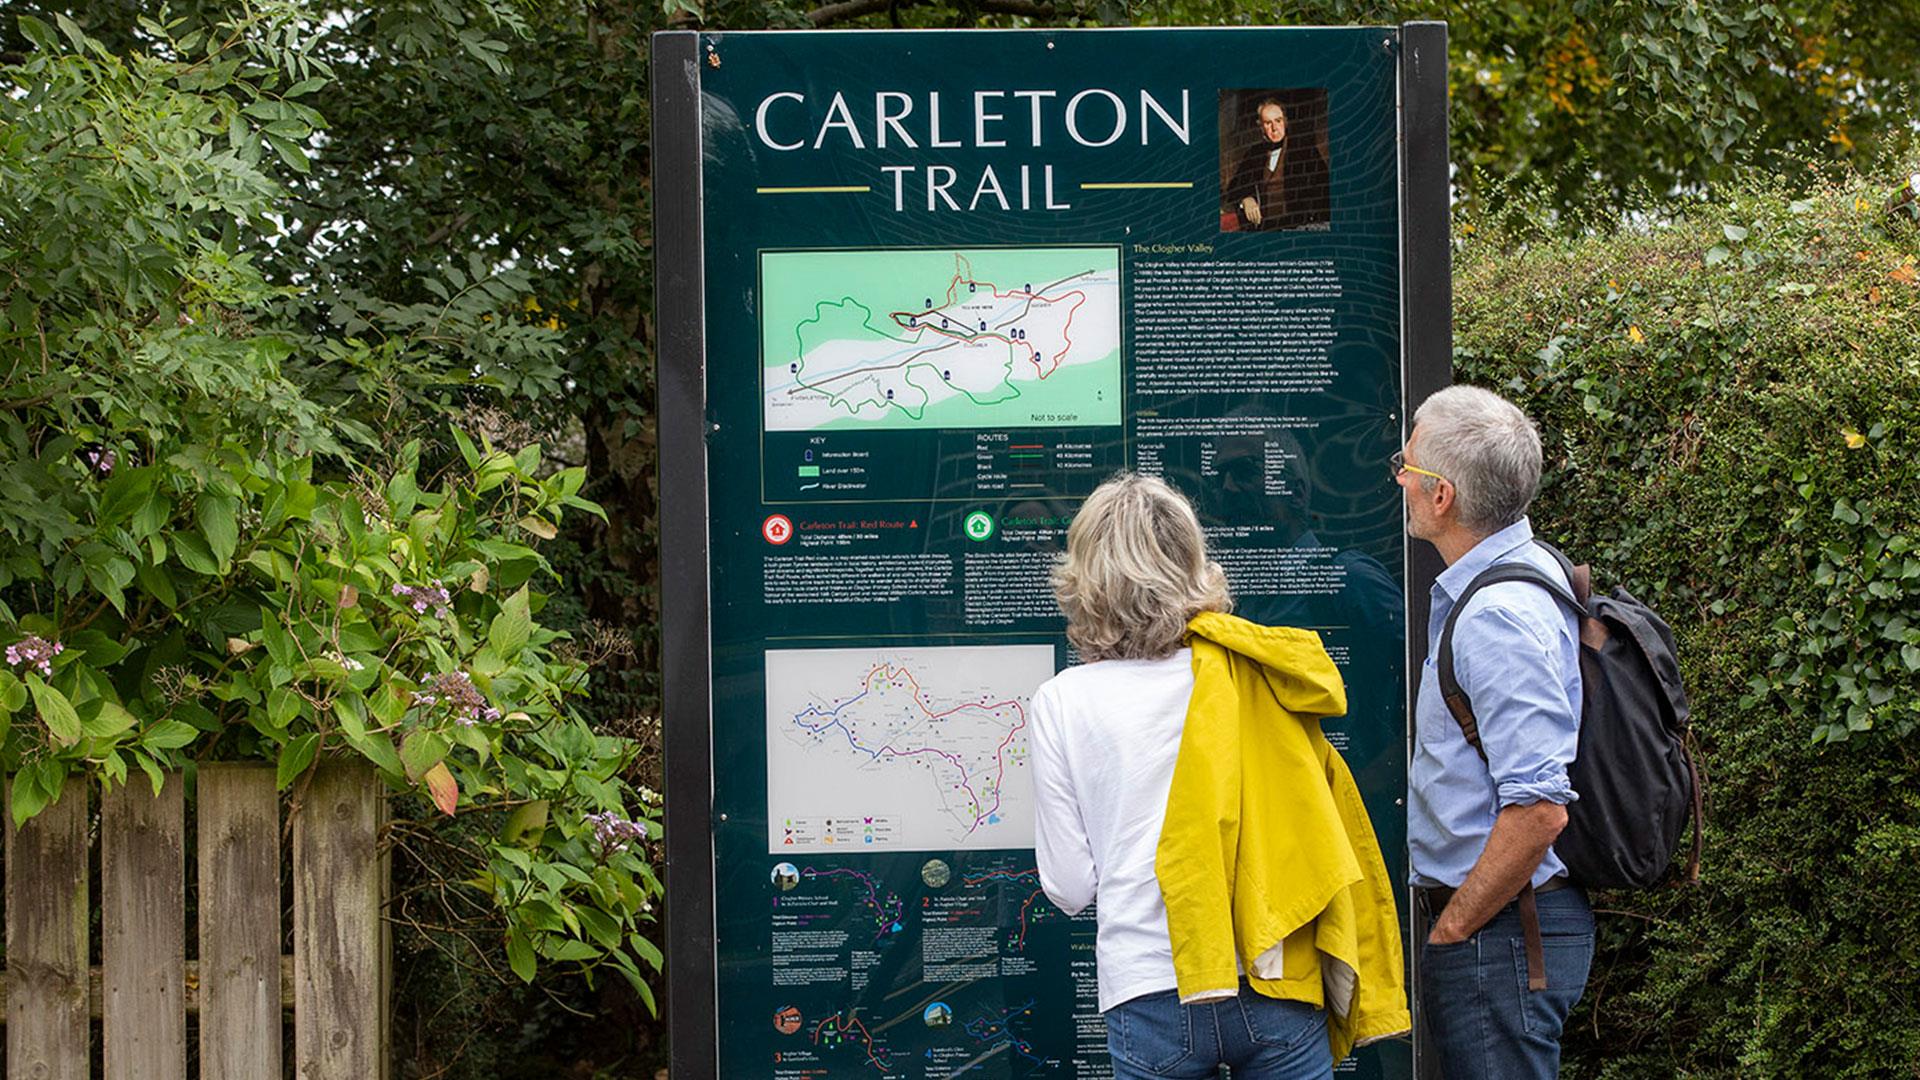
[802,866,904,943]
[789,662,1027,838]
[812,1011,892,1072]
[962,999,1043,1067]
[881,257,1089,379]
[960,869,1053,952]
[783,253,1096,421]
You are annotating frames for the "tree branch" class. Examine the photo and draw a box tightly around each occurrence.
[421,211,477,251]
[809,0,1055,27]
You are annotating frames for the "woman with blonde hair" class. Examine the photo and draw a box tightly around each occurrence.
[1028,472,1409,1080]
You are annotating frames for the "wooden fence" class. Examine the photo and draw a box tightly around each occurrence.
[3,762,389,1079]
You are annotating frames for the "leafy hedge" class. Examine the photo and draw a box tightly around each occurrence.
[0,10,663,1011]
[1455,172,1920,1077]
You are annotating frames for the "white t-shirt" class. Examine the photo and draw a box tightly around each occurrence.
[1027,650,1193,1013]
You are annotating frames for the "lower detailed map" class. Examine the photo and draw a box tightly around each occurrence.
[765,644,1054,854]
[761,247,1122,432]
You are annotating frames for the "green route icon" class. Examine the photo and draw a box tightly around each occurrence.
[963,511,996,542]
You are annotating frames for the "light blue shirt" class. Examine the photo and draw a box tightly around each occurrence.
[1409,518,1582,889]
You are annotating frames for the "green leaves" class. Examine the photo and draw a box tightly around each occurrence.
[197,494,241,568]
[488,587,532,659]
[25,676,81,746]
[276,733,320,789]
[506,926,537,983]
[9,760,70,828]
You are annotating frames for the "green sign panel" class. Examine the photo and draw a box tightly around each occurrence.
[656,25,1446,1080]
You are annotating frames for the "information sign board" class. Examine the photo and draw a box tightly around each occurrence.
[656,25,1451,1080]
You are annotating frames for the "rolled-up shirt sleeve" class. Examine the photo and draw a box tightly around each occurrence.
[1027,686,1098,915]
[1455,604,1581,808]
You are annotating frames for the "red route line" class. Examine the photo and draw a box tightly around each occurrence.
[883,254,1090,380]
[959,869,1052,950]
[811,1013,890,1071]
[856,662,1027,835]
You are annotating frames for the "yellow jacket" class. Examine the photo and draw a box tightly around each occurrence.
[1156,612,1412,1061]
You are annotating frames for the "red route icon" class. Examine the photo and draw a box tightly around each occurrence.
[762,514,794,545]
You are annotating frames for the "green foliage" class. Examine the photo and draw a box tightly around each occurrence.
[0,10,661,1004]
[750,0,1920,218]
[1455,171,1920,1076]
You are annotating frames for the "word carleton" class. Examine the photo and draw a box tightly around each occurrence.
[753,88,1193,213]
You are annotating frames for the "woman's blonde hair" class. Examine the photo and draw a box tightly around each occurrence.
[1052,472,1231,662]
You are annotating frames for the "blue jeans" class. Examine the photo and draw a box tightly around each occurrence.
[1105,985,1332,1080]
[1418,886,1595,1080]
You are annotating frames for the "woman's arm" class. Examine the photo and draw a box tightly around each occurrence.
[1027,687,1098,915]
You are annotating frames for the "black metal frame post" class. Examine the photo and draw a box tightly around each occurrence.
[1398,19,1452,1080]
[652,28,719,1080]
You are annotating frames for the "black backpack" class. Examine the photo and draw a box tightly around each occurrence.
[1436,540,1704,891]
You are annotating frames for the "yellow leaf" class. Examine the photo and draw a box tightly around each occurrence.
[522,296,542,313]
[338,584,359,609]
[1856,197,1870,212]
[1608,279,1620,291]
[227,637,256,656]
[518,515,558,540]
[424,762,459,816]
[1627,325,1645,344]
[1892,263,1918,285]
[1843,428,1867,449]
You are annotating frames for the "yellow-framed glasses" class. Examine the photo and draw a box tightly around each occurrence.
[1391,450,1448,485]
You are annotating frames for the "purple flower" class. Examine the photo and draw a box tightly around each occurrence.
[585,810,648,854]
[414,670,499,727]
[84,448,116,475]
[5,635,64,677]
[390,580,452,619]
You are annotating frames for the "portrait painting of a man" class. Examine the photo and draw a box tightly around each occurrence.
[1219,90,1331,231]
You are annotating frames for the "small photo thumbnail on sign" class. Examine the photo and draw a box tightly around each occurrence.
[771,861,801,891]
[923,1002,953,1027]
[773,1005,803,1035]
[921,858,951,889]
[1216,88,1331,233]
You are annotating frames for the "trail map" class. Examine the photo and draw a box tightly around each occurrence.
[761,247,1122,432]
[765,645,1053,853]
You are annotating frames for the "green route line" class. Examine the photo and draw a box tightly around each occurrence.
[786,297,1025,422]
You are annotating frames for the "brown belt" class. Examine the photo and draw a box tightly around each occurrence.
[1418,877,1571,993]
[1417,874,1568,912]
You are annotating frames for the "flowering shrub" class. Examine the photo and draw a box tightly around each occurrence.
[0,9,659,1004]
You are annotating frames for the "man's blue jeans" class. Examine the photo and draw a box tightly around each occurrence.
[1418,886,1594,1080]
[1105,984,1332,1080]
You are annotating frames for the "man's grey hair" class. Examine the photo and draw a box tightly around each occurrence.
[1411,385,1543,533]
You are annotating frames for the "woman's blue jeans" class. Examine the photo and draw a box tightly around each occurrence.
[1104,985,1332,1080]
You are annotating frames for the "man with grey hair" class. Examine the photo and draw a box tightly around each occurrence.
[1396,385,1591,1078]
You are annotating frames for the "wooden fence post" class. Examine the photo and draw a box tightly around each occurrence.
[293,763,387,1079]
[197,764,283,1080]
[5,776,90,1080]
[102,773,186,1080]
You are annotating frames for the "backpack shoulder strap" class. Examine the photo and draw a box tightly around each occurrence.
[1532,540,1593,607]
[1435,561,1583,758]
